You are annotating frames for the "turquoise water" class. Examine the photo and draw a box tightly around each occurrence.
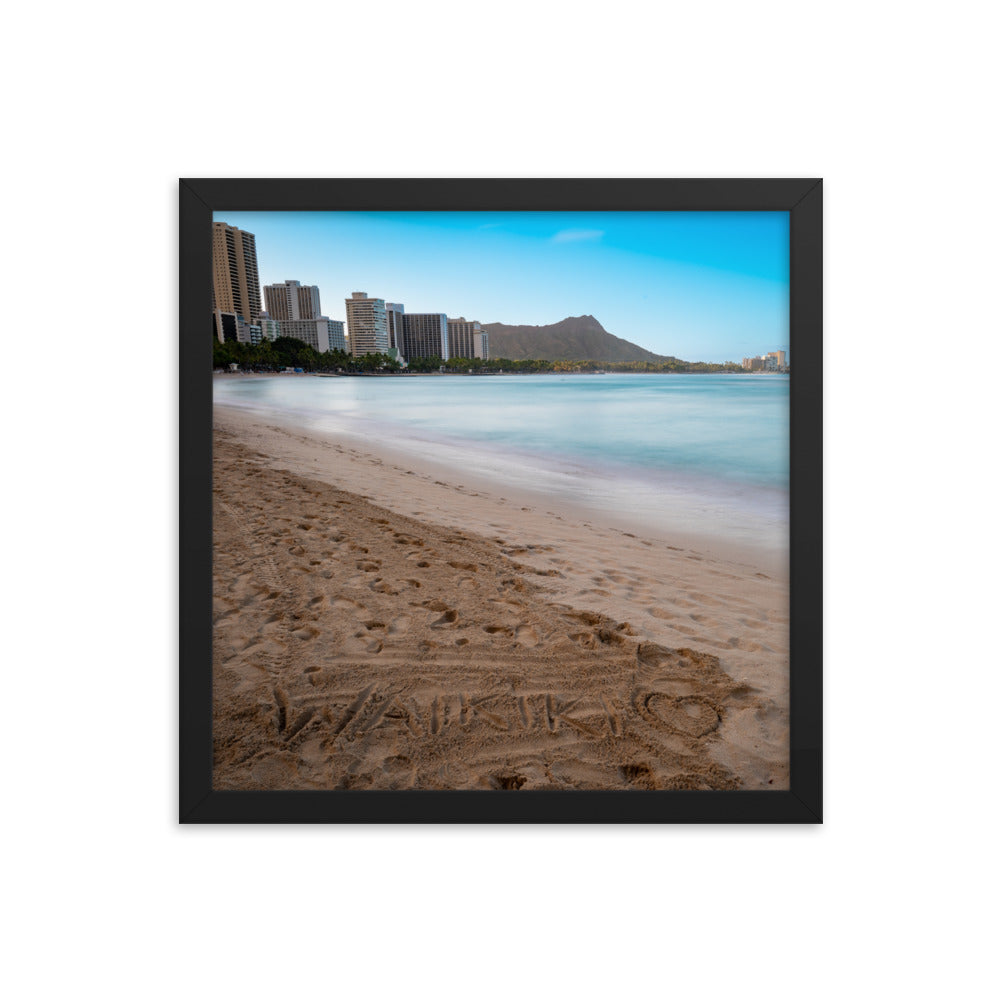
[214,373,789,548]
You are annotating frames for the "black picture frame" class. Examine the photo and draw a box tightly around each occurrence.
[180,178,822,823]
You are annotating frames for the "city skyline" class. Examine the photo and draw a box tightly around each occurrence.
[214,211,789,363]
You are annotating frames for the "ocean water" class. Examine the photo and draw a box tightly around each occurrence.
[214,373,789,550]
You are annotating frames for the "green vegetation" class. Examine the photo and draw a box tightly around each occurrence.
[409,356,743,374]
[213,335,743,375]
[213,336,400,373]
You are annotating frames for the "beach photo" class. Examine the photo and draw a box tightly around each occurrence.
[203,198,800,800]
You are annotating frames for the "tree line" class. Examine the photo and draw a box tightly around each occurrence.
[213,337,400,373]
[381,355,744,374]
[213,335,743,375]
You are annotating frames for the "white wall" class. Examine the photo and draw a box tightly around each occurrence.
[5,3,995,998]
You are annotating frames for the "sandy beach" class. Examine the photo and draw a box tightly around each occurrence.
[213,400,789,791]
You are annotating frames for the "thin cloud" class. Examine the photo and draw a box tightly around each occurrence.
[551,228,605,243]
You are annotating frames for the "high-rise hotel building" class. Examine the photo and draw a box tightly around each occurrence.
[345,292,389,356]
[264,280,322,323]
[446,317,488,360]
[401,313,449,361]
[280,318,347,353]
[385,303,405,352]
[257,316,282,342]
[212,222,261,324]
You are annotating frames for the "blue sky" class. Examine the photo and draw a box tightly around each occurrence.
[217,210,789,362]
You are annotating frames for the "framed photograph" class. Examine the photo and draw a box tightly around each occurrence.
[180,178,821,823]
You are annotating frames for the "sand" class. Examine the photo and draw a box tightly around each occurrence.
[212,403,789,791]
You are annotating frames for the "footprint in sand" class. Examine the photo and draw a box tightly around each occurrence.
[332,596,365,610]
[379,755,416,790]
[727,637,768,652]
[387,615,411,635]
[688,592,724,608]
[343,633,384,655]
[515,625,540,647]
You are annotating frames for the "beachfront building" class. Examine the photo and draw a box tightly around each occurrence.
[242,320,263,345]
[345,292,389,356]
[213,309,263,345]
[264,280,322,323]
[212,222,261,324]
[213,309,238,344]
[257,316,282,342]
[446,317,488,360]
[742,352,787,372]
[401,312,449,362]
[385,302,405,352]
[281,317,347,353]
[329,319,346,350]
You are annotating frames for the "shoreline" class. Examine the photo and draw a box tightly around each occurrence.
[213,405,790,790]
[213,370,790,376]
[214,390,789,573]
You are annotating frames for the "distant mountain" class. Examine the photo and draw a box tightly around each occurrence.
[483,315,673,363]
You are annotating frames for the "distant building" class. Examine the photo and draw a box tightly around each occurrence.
[281,317,347,353]
[242,321,263,345]
[385,303,405,352]
[257,316,282,342]
[345,292,389,356]
[326,319,346,352]
[212,222,261,326]
[742,351,787,372]
[475,329,489,361]
[401,312,449,361]
[446,317,488,360]
[263,280,322,322]
[213,309,239,344]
